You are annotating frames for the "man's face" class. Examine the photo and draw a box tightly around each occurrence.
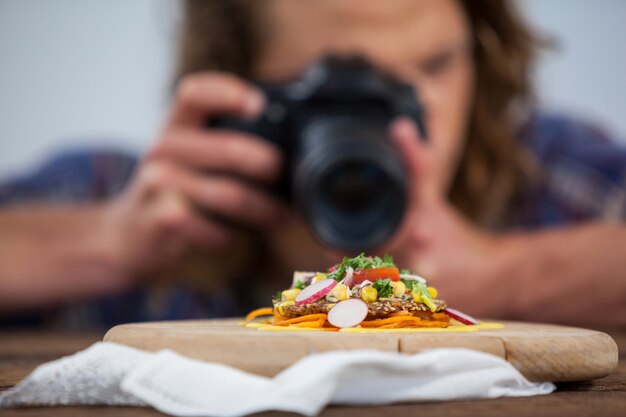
[255,0,475,195]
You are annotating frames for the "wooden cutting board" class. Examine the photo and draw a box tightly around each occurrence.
[104,319,618,382]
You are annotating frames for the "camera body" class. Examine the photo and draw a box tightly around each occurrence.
[211,56,427,252]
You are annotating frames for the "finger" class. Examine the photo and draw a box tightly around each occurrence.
[167,72,265,128]
[389,117,438,203]
[390,117,426,177]
[150,190,233,250]
[149,128,282,183]
[195,177,288,226]
[142,163,287,226]
[172,214,234,250]
[383,117,438,251]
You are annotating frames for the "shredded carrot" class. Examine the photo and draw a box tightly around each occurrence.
[273,309,288,322]
[430,312,449,321]
[291,316,327,328]
[321,322,341,332]
[373,320,449,329]
[361,315,449,328]
[405,320,449,328]
[320,327,340,332]
[245,307,274,321]
[273,314,328,326]
[246,307,449,330]
[391,311,448,320]
[360,316,423,327]
[402,320,448,328]
[377,322,405,329]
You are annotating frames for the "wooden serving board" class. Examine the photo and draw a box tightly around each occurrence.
[104,319,618,382]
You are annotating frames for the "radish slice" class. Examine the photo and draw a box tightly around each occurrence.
[341,267,354,287]
[295,279,337,306]
[327,299,368,328]
[445,308,479,325]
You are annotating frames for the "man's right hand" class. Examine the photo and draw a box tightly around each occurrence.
[101,72,287,279]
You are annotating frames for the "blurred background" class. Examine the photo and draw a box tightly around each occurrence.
[1,0,625,179]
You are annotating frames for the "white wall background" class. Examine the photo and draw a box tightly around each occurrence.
[523,0,626,140]
[0,0,625,180]
[0,0,179,179]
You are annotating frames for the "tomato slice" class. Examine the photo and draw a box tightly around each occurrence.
[352,267,400,286]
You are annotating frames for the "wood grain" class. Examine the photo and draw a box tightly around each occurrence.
[103,319,618,382]
[1,329,625,417]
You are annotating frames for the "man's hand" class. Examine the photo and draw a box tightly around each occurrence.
[0,72,292,311]
[101,73,290,280]
[386,117,511,316]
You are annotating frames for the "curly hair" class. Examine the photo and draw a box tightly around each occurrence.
[177,0,543,229]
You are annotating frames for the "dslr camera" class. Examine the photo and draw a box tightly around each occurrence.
[211,56,426,252]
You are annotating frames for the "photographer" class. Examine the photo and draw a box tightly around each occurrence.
[1,0,625,328]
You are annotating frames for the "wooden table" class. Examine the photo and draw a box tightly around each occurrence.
[1,329,625,417]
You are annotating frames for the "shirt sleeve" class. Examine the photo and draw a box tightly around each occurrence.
[0,149,138,206]
[518,112,626,227]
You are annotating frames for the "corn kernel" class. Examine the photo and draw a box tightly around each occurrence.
[390,281,406,297]
[327,284,349,301]
[427,286,438,299]
[411,291,422,303]
[361,286,378,302]
[281,288,300,302]
[278,300,295,316]
[311,273,327,284]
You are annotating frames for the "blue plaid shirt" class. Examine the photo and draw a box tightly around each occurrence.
[514,113,626,227]
[1,113,625,329]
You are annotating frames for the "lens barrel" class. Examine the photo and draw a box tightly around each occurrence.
[293,116,407,252]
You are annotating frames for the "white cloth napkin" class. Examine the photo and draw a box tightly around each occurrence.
[0,342,555,416]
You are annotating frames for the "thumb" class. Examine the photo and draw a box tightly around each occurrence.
[390,116,440,205]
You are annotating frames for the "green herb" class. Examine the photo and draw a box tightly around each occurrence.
[328,264,346,282]
[380,254,396,267]
[401,279,431,302]
[344,253,372,269]
[272,291,282,302]
[372,278,393,298]
[401,278,417,292]
[328,253,397,281]
[400,268,411,275]
[294,280,306,290]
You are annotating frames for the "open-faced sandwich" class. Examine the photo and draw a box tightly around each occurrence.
[245,253,478,330]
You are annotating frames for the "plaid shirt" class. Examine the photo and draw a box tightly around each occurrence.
[514,112,626,227]
[1,113,625,328]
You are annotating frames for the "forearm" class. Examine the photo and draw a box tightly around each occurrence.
[0,205,130,312]
[496,222,626,327]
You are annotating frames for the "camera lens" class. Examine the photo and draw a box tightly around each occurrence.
[321,161,386,213]
[293,118,407,252]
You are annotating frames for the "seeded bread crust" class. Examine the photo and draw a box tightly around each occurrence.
[276,297,447,319]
